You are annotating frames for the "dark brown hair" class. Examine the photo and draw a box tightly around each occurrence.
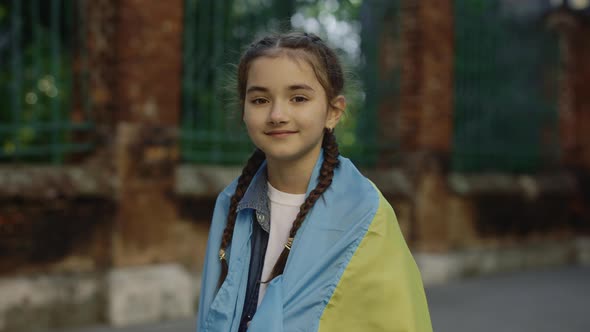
[218,32,344,288]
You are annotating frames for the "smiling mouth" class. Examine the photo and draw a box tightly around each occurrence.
[265,130,298,137]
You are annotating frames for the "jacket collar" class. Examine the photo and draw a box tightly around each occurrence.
[237,160,269,213]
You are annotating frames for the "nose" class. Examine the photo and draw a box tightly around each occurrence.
[268,101,288,125]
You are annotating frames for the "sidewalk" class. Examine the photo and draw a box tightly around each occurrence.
[50,265,590,332]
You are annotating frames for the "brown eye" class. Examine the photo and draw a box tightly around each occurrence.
[292,96,308,103]
[251,98,268,105]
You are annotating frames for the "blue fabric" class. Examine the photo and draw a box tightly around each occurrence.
[197,153,379,332]
[239,212,268,332]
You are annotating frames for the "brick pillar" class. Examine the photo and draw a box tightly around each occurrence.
[398,1,422,152]
[550,12,590,230]
[570,20,590,231]
[550,12,586,169]
[549,12,590,170]
[557,15,590,238]
[113,0,183,266]
[395,1,455,249]
[87,0,184,266]
[115,1,183,125]
[83,0,120,267]
[569,22,590,170]
[367,0,454,167]
[417,1,454,153]
[397,0,454,155]
[86,0,118,126]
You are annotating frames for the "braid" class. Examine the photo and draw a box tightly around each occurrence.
[265,129,340,281]
[217,148,266,289]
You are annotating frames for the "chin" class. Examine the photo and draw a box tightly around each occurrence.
[262,149,300,162]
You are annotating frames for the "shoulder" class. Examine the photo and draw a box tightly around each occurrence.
[332,156,379,204]
[216,177,238,205]
[207,178,238,228]
[315,156,381,229]
[336,161,396,230]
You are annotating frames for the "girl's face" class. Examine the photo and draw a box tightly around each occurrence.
[243,55,344,167]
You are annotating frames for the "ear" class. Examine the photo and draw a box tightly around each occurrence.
[326,95,346,129]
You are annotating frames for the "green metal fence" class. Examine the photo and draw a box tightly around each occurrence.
[181,0,398,166]
[356,0,401,166]
[452,0,561,173]
[0,0,92,164]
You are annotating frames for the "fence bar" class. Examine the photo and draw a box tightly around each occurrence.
[79,0,91,120]
[209,0,225,162]
[0,122,92,134]
[10,0,23,159]
[0,142,93,158]
[50,0,62,164]
[182,0,197,157]
[30,0,41,131]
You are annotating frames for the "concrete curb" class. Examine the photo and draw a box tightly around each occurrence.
[106,264,194,327]
[415,239,586,286]
[0,264,196,332]
[0,274,101,331]
[575,237,590,266]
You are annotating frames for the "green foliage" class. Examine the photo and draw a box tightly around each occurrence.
[0,4,74,162]
[0,5,6,22]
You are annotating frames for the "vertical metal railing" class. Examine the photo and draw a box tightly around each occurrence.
[0,0,94,163]
[9,0,22,160]
[355,0,401,166]
[452,0,561,172]
[50,0,61,163]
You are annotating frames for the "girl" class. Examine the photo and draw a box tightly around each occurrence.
[197,31,432,332]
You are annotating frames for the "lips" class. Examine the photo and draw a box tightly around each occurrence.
[265,130,298,137]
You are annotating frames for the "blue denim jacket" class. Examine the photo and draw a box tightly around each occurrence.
[235,165,271,331]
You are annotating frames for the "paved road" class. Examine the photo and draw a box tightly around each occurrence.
[427,265,590,332]
[51,265,590,332]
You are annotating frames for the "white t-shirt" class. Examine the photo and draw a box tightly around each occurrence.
[257,182,306,306]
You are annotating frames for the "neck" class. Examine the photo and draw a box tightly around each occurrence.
[266,149,321,194]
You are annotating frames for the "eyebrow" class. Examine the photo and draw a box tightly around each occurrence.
[246,84,315,94]
[288,84,315,92]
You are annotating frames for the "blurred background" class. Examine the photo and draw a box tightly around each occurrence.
[0,0,589,331]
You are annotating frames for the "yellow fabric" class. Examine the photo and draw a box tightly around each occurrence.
[318,188,433,332]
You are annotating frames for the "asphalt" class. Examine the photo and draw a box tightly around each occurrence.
[46,265,590,332]
[427,265,590,332]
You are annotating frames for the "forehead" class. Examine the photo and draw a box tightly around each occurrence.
[246,55,322,90]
